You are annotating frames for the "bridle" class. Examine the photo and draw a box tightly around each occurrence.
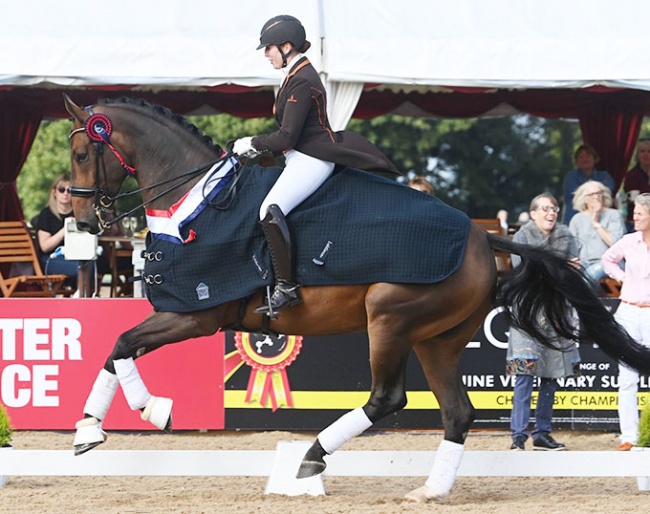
[68,106,237,229]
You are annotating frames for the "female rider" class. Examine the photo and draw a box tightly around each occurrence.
[234,15,399,316]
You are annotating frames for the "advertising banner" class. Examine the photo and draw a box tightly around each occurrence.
[0,299,223,430]
[1,298,639,432]
[224,300,632,431]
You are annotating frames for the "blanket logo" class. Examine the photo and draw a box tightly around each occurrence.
[196,282,210,300]
[224,332,303,411]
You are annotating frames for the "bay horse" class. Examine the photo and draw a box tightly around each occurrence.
[64,94,650,503]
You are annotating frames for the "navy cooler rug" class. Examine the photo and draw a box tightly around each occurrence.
[144,166,470,312]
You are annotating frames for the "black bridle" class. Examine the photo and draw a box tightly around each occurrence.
[68,107,238,228]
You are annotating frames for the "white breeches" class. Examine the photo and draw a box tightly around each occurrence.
[616,302,650,444]
[259,149,335,219]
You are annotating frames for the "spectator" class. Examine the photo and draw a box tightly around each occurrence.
[623,137,650,226]
[517,211,530,224]
[34,174,93,288]
[507,192,581,452]
[407,177,435,195]
[569,180,625,283]
[496,209,508,232]
[602,193,650,451]
[563,144,615,224]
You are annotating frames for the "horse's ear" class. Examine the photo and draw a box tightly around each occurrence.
[63,93,88,123]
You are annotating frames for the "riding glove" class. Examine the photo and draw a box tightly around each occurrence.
[233,136,259,158]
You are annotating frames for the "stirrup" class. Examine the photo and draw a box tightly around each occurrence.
[256,285,279,320]
[254,284,302,317]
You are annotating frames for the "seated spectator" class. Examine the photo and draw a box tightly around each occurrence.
[562,144,615,224]
[407,177,435,195]
[496,209,508,232]
[623,137,650,226]
[35,174,94,288]
[569,180,626,283]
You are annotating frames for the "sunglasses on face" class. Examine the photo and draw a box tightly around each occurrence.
[57,186,71,194]
[537,205,560,213]
[586,191,603,197]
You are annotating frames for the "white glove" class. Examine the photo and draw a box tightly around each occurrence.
[233,136,259,158]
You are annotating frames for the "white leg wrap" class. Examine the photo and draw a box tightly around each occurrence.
[141,396,173,431]
[317,407,373,454]
[426,440,465,497]
[404,440,464,503]
[82,368,118,421]
[73,417,106,447]
[113,357,151,411]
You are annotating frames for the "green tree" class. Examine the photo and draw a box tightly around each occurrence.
[187,114,276,150]
[18,120,72,221]
[350,114,581,219]
[17,112,582,225]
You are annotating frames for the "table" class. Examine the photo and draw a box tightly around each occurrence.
[98,236,144,297]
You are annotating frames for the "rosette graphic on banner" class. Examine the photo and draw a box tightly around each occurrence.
[224,332,303,411]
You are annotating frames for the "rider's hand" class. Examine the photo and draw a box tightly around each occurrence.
[233,137,259,158]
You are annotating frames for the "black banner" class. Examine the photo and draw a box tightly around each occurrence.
[224,299,640,431]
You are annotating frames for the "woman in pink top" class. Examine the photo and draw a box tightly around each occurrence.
[602,193,650,450]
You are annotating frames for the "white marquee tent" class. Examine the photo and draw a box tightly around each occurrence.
[2,0,650,219]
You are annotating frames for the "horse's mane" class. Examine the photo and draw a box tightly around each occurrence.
[98,97,222,154]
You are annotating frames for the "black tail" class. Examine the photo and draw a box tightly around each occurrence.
[488,233,650,375]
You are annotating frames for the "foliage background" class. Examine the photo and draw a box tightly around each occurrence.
[17,113,648,223]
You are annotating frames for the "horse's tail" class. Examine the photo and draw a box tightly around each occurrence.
[487,233,650,375]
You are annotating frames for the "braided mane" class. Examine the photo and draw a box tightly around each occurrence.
[98,97,222,154]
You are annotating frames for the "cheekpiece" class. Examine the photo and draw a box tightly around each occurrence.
[85,113,113,143]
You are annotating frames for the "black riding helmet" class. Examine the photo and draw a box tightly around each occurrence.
[257,15,311,68]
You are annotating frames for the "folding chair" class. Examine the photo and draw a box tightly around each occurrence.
[0,221,68,297]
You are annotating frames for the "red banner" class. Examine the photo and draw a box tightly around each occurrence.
[0,299,224,430]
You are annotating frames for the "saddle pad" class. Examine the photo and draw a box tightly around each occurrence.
[143,166,470,312]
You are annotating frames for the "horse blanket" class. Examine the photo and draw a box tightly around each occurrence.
[143,165,470,312]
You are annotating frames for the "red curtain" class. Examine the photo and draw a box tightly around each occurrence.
[0,95,42,221]
[3,85,650,222]
[579,105,643,188]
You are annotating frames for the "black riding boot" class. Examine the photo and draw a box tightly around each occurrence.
[254,204,302,316]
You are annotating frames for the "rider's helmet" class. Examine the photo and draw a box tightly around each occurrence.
[256,15,311,53]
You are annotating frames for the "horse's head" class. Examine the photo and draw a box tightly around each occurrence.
[64,94,134,234]
[64,94,226,235]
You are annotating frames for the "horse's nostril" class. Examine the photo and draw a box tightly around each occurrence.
[76,221,93,233]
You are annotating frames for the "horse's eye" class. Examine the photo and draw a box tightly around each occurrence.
[74,151,89,164]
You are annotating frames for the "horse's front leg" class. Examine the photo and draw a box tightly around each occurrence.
[73,309,221,455]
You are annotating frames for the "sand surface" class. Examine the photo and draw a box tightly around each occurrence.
[1,429,647,514]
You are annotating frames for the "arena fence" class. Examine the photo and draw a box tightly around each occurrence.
[1,442,649,494]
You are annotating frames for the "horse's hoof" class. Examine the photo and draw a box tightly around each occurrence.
[74,440,104,456]
[73,417,107,456]
[296,459,327,479]
[141,396,173,432]
[402,485,446,504]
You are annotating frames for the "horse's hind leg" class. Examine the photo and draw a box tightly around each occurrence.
[298,317,412,478]
[74,309,220,455]
[403,307,489,504]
